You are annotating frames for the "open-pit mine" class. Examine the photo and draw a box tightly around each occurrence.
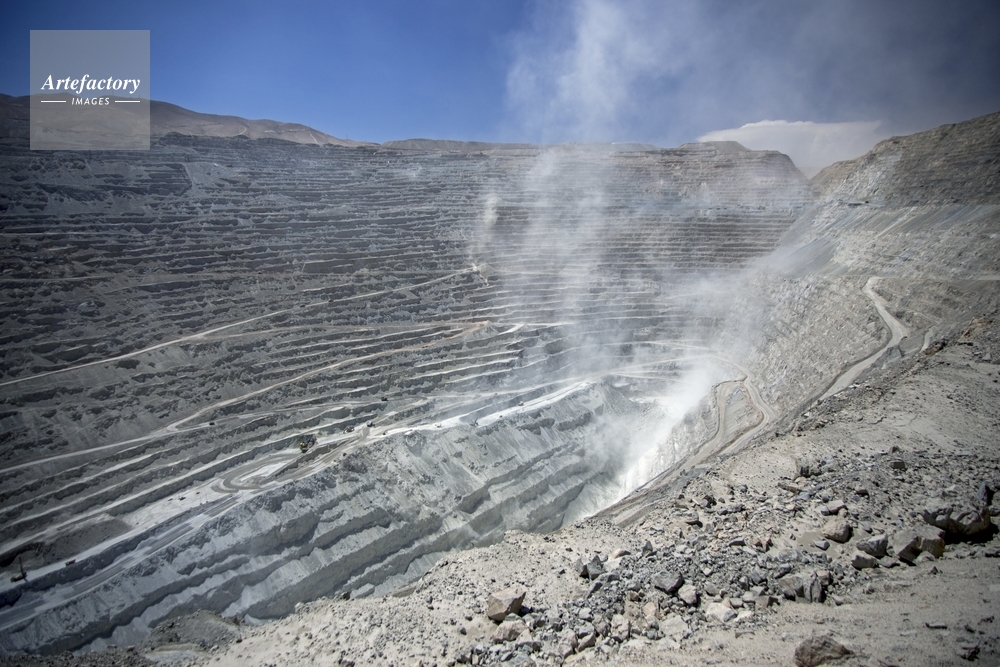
[1,95,998,658]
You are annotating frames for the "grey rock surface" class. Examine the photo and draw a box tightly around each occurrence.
[0,121,817,655]
[793,634,853,667]
[676,583,699,606]
[893,526,946,563]
[821,517,852,543]
[855,533,888,558]
[704,601,737,623]
[650,571,683,594]
[486,588,525,622]
[1,104,999,663]
[851,551,878,570]
[491,617,527,644]
[922,496,992,535]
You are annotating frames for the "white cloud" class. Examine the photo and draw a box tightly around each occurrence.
[699,120,888,177]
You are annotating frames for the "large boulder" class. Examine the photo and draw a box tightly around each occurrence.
[778,571,824,602]
[677,583,699,606]
[651,571,684,594]
[821,517,852,543]
[855,533,888,558]
[609,614,631,641]
[486,588,525,622]
[922,497,991,536]
[660,614,690,641]
[851,551,878,570]
[491,617,528,644]
[796,455,818,478]
[794,634,853,667]
[575,554,605,580]
[892,526,945,563]
[705,601,737,623]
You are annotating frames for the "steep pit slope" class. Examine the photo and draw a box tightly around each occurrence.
[610,110,1000,527]
[144,112,1000,667]
[0,128,810,654]
[811,111,1000,206]
[718,112,1000,421]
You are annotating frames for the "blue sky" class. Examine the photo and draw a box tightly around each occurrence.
[3,1,998,171]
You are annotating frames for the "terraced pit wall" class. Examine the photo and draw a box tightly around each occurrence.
[2,110,997,655]
[0,134,814,653]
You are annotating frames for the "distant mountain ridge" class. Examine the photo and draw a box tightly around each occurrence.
[149,100,372,147]
[0,95,732,156]
[0,94,372,147]
[0,94,756,157]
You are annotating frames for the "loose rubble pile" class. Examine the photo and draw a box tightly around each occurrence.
[460,457,997,665]
[0,647,152,667]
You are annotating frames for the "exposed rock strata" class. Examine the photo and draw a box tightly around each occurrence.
[0,106,997,660]
[0,112,812,654]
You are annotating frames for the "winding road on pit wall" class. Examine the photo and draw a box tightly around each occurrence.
[605,275,909,525]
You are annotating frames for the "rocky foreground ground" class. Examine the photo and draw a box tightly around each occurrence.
[6,300,993,666]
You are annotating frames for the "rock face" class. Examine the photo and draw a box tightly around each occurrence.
[0,122,812,654]
[811,111,1000,206]
[721,109,1000,425]
[0,104,998,657]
